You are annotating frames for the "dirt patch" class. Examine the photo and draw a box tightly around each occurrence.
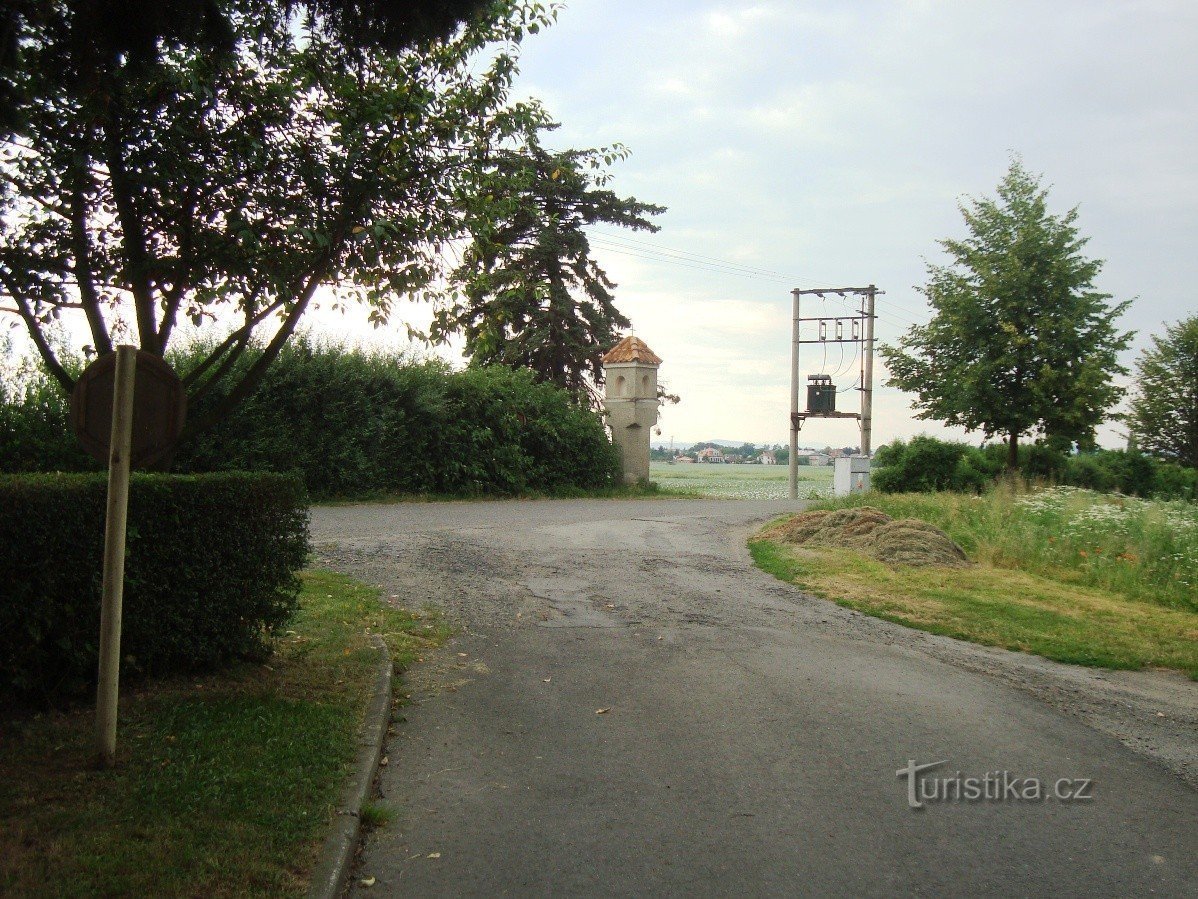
[757,507,969,567]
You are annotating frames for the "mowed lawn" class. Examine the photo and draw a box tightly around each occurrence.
[650,461,832,499]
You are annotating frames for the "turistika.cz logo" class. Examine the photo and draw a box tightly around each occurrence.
[896,759,1094,809]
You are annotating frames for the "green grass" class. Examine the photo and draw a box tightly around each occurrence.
[649,461,833,499]
[358,801,393,830]
[809,485,1198,613]
[0,570,447,897]
[750,490,1198,678]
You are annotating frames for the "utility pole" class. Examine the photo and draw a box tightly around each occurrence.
[785,285,882,492]
[860,285,876,456]
[788,288,800,499]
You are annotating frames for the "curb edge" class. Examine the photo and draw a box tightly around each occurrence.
[307,633,392,899]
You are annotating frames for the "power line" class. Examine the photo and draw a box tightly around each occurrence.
[590,229,816,284]
[588,228,933,332]
[586,238,800,285]
[587,235,797,282]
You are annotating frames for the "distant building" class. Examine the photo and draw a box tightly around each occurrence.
[697,447,725,463]
[809,453,830,466]
[676,455,695,463]
[759,451,777,465]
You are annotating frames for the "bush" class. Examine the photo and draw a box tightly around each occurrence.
[175,340,620,497]
[1153,462,1198,502]
[872,436,991,493]
[873,435,1196,501]
[0,339,621,497]
[0,364,94,473]
[0,471,308,704]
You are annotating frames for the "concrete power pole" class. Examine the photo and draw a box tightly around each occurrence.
[786,285,881,497]
[860,286,876,457]
[788,288,800,499]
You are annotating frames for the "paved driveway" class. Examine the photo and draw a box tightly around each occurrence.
[311,498,1196,897]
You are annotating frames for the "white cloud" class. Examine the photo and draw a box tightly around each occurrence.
[704,5,778,39]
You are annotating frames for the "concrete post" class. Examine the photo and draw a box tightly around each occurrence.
[789,288,800,499]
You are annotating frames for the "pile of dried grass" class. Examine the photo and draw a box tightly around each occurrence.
[757,507,969,567]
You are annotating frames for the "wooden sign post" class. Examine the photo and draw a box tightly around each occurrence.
[95,345,137,768]
[71,347,186,767]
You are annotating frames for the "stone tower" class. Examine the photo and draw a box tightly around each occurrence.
[602,335,661,485]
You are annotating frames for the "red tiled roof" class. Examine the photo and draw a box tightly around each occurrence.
[602,335,662,365]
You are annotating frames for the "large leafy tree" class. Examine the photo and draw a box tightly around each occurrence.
[0,1,494,130]
[0,0,551,434]
[1126,315,1198,468]
[436,123,663,402]
[881,159,1133,466]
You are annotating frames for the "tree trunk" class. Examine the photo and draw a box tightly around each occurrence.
[1006,431,1019,469]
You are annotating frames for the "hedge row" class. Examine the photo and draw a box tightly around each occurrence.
[177,346,621,497]
[0,471,308,704]
[873,436,1197,499]
[0,340,622,497]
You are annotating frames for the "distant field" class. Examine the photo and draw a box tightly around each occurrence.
[650,461,833,499]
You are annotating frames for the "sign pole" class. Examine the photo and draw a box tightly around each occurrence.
[95,344,137,768]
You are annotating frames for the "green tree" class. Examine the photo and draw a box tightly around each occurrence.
[881,159,1133,467]
[0,1,554,435]
[0,1,493,130]
[436,123,663,402]
[1126,315,1198,468]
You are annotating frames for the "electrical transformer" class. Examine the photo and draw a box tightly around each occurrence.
[807,374,836,413]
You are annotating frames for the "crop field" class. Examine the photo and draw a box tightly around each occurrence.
[650,461,833,499]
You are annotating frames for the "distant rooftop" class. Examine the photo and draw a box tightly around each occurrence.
[603,335,662,365]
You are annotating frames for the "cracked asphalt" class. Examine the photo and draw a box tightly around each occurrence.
[311,498,1197,897]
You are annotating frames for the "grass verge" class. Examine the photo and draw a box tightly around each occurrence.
[808,486,1198,613]
[0,570,449,897]
[751,531,1198,679]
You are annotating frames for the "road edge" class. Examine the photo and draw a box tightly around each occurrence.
[307,633,392,899]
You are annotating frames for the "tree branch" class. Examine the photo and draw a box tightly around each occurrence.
[5,279,74,392]
[180,288,275,388]
[183,161,381,437]
[156,184,200,349]
[102,101,161,354]
[69,181,115,354]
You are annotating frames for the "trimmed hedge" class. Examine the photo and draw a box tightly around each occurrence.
[0,471,309,704]
[0,340,622,497]
[174,341,621,497]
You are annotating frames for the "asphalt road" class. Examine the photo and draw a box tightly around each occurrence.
[310,498,1197,898]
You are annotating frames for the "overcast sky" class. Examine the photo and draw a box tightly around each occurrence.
[11,1,1195,451]
[484,0,1197,448]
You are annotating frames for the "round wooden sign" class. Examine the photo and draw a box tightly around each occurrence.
[70,350,187,468]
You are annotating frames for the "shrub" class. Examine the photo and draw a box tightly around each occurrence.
[176,340,619,497]
[872,436,974,493]
[0,471,308,705]
[0,364,94,473]
[873,435,1195,501]
[1153,462,1198,502]
[0,339,621,497]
